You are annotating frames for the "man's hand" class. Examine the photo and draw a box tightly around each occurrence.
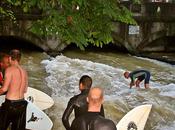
[129,82,135,89]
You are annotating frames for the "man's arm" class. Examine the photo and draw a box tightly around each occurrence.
[100,105,105,117]
[129,73,135,89]
[0,72,4,85]
[0,68,11,95]
[62,99,74,130]
[24,70,28,93]
[129,82,135,89]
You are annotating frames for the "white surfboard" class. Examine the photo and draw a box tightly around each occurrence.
[0,98,53,130]
[116,104,152,130]
[0,87,54,110]
[25,87,54,110]
[26,100,53,130]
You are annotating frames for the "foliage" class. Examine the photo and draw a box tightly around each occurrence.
[0,6,16,21]
[0,0,137,50]
[132,0,141,4]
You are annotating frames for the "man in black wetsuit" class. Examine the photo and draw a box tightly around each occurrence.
[71,87,117,130]
[62,75,105,130]
[124,69,151,89]
[0,49,28,130]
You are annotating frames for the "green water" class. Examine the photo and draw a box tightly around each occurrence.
[21,49,175,130]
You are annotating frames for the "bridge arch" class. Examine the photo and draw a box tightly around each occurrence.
[112,32,135,52]
[0,36,44,52]
[0,27,50,51]
[137,30,167,51]
[137,30,175,52]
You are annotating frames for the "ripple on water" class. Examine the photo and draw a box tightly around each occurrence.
[41,54,175,130]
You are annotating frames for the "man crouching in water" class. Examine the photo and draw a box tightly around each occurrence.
[0,49,28,130]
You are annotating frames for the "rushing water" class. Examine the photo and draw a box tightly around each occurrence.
[21,49,175,130]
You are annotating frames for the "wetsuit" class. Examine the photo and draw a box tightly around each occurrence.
[71,112,117,130]
[0,99,27,130]
[129,70,150,84]
[62,89,105,130]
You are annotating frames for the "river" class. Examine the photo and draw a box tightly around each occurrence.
[21,48,175,130]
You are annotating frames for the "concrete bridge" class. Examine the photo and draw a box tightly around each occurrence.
[112,1,175,53]
[0,20,67,52]
[0,1,175,53]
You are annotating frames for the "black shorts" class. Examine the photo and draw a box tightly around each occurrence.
[0,99,28,130]
[138,71,150,84]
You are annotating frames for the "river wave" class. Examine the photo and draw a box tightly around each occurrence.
[41,54,175,130]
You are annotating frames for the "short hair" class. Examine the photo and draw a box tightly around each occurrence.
[79,75,92,89]
[124,71,129,78]
[9,49,21,62]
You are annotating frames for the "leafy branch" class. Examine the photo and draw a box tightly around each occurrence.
[0,0,137,50]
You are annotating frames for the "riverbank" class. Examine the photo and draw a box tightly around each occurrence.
[48,44,175,65]
[137,52,175,65]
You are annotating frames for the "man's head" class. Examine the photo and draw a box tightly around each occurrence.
[9,49,21,62]
[124,71,130,79]
[1,54,10,70]
[87,87,104,111]
[0,53,10,70]
[79,75,92,91]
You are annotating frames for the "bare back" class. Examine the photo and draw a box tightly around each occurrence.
[5,65,28,100]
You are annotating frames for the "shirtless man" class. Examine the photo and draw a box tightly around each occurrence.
[71,87,116,130]
[0,49,28,130]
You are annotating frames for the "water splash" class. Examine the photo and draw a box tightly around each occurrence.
[41,55,175,130]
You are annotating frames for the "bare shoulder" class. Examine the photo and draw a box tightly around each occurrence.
[4,67,14,77]
[6,66,14,72]
[6,66,27,73]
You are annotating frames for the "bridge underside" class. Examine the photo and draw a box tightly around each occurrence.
[140,36,175,52]
[0,36,43,53]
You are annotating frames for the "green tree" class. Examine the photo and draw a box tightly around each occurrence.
[0,0,137,50]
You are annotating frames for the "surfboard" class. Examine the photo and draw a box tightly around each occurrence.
[26,100,53,130]
[0,87,54,110]
[0,99,53,130]
[116,104,152,130]
[25,87,54,110]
